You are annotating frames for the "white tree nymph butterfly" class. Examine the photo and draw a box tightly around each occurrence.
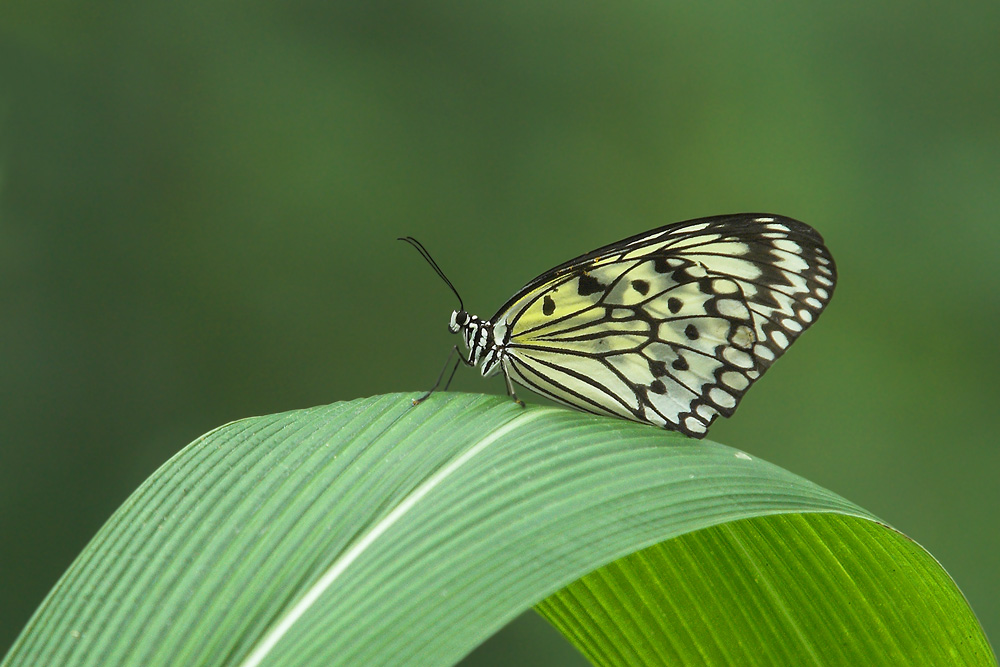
[401,213,836,438]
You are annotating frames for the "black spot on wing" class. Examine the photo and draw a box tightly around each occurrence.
[631,279,650,295]
[542,295,555,316]
[578,273,603,296]
[667,297,682,314]
[684,324,700,340]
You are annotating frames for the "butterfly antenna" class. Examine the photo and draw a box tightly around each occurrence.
[398,236,465,311]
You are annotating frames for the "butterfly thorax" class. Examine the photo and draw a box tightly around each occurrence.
[449,310,505,377]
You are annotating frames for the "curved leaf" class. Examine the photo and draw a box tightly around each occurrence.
[538,514,993,665]
[1,394,991,666]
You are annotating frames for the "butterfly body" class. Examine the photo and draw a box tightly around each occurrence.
[449,310,503,377]
[417,213,836,439]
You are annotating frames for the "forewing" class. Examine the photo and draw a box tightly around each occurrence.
[494,214,835,437]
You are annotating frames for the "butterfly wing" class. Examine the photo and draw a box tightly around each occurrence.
[491,214,836,437]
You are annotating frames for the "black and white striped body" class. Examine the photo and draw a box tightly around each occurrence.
[449,310,505,379]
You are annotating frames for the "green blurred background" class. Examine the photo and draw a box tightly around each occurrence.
[2,2,998,663]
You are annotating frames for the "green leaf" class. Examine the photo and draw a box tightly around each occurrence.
[538,515,993,665]
[2,394,992,666]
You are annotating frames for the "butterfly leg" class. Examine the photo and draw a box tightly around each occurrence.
[413,345,474,405]
[502,366,526,408]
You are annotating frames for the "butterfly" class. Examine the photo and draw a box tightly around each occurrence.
[401,213,836,438]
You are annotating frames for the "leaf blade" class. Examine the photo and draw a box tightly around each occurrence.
[2,394,990,666]
[537,513,994,666]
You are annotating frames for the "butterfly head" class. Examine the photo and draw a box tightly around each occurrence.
[448,309,469,334]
